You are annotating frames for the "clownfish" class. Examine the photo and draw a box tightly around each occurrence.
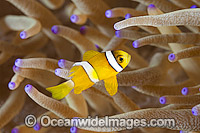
[46,50,131,100]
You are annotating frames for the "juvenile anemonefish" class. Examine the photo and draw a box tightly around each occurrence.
[46,50,131,100]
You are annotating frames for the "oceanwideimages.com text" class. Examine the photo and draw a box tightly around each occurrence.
[25,115,176,129]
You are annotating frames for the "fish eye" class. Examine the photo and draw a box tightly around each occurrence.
[117,55,124,63]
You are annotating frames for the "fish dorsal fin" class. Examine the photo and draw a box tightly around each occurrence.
[83,50,99,61]
[68,66,80,78]
[104,76,118,96]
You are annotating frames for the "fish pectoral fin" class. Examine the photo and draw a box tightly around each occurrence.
[104,76,118,96]
[82,50,99,61]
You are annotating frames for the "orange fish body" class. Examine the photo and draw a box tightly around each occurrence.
[46,50,131,100]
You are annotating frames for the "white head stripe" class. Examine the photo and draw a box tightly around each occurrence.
[105,51,123,72]
[73,61,99,83]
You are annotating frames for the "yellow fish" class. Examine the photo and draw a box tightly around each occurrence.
[46,50,131,100]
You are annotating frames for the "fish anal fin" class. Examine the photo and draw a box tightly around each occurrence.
[104,76,118,96]
[74,86,90,94]
[74,87,83,94]
[83,50,99,61]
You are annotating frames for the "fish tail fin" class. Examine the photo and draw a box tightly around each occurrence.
[46,80,74,100]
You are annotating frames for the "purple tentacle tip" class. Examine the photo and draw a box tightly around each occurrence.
[80,26,86,35]
[25,84,32,93]
[115,30,121,38]
[168,53,176,62]
[20,31,27,39]
[8,82,16,90]
[70,126,77,133]
[105,10,112,18]
[55,68,60,76]
[132,40,139,48]
[15,58,22,66]
[191,5,198,8]
[51,25,59,34]
[33,123,41,131]
[13,65,20,72]
[192,107,198,116]
[70,14,79,23]
[148,4,156,8]
[159,96,166,104]
[95,44,99,49]
[181,87,188,95]
[180,131,183,133]
[11,128,19,133]
[58,59,66,68]
[125,13,132,19]
[131,86,137,89]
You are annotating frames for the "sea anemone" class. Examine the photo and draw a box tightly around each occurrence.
[0,0,200,132]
